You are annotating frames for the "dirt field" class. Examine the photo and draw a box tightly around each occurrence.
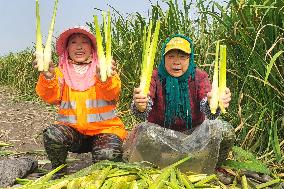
[0,86,92,176]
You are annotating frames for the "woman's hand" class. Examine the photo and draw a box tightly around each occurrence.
[96,59,117,81]
[207,87,231,108]
[32,57,55,79]
[133,87,148,112]
[219,87,231,108]
[109,59,117,76]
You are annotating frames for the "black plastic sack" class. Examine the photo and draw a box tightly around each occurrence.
[123,119,235,174]
[0,157,38,187]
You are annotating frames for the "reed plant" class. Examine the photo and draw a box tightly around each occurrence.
[0,49,38,100]
[201,0,283,166]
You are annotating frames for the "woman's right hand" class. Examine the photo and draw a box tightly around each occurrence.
[32,58,55,79]
[133,87,148,112]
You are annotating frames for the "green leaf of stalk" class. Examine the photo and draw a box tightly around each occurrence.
[148,156,191,189]
[46,180,69,189]
[66,178,82,189]
[143,20,160,95]
[218,45,227,113]
[23,164,66,187]
[94,15,107,82]
[0,150,14,156]
[264,51,283,85]
[0,142,12,147]
[129,180,138,189]
[100,179,113,189]
[194,174,217,187]
[140,20,153,93]
[102,11,107,45]
[165,181,180,189]
[35,0,44,71]
[140,20,160,96]
[222,160,270,175]
[169,156,191,168]
[241,175,249,189]
[106,10,112,77]
[93,166,112,188]
[43,0,58,72]
[15,178,33,185]
[108,181,126,189]
[256,178,282,189]
[141,25,147,71]
[170,170,179,187]
[210,40,220,114]
[80,172,101,188]
[148,167,173,189]
[176,169,194,188]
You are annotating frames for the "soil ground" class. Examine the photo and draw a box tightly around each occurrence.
[0,86,92,178]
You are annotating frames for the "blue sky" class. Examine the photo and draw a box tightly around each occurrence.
[0,0,169,56]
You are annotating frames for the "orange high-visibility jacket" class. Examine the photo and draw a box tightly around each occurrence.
[36,68,127,140]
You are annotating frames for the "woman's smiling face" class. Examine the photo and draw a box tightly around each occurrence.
[67,33,92,63]
[164,49,190,77]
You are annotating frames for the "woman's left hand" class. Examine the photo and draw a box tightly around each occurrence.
[96,59,117,81]
[219,87,231,108]
[109,59,117,77]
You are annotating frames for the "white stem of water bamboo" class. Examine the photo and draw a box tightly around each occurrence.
[210,41,220,114]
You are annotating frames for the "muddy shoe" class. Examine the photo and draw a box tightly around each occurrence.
[215,168,234,185]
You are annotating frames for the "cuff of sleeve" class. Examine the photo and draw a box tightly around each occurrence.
[95,74,118,88]
[200,97,221,120]
[130,97,153,120]
[38,73,57,88]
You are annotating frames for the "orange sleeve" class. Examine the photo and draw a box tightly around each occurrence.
[95,74,121,101]
[36,68,62,105]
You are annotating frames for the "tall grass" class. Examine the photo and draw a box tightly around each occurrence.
[0,47,58,101]
[201,0,284,165]
[0,49,38,100]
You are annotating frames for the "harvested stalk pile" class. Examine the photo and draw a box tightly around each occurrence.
[15,156,283,189]
[15,157,224,189]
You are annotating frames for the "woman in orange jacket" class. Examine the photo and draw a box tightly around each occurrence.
[35,26,127,177]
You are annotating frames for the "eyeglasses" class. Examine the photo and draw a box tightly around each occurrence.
[166,54,190,61]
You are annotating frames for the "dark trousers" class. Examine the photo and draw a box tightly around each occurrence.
[43,124,123,170]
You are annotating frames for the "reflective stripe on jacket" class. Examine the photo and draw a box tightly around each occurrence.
[36,68,127,140]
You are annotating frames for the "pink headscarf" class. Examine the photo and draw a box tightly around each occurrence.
[58,50,98,91]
